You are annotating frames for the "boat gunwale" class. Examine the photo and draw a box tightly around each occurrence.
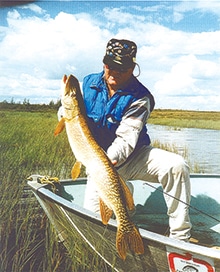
[27,174,220,259]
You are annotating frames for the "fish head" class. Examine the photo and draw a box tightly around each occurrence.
[61,74,85,119]
[62,74,80,97]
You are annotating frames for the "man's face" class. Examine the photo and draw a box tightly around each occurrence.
[104,64,134,89]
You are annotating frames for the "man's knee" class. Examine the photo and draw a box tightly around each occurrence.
[172,156,190,180]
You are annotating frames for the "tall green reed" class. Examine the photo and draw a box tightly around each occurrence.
[0,110,79,271]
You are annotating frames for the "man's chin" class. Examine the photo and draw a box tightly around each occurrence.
[108,78,120,86]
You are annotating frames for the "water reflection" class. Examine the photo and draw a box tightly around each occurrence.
[148,124,220,173]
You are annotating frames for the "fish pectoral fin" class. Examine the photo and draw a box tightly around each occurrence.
[71,161,82,180]
[116,223,144,260]
[120,177,135,211]
[99,198,113,225]
[54,118,65,136]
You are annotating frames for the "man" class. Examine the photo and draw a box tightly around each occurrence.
[80,38,191,241]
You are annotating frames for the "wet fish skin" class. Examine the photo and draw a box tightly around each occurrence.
[56,74,144,260]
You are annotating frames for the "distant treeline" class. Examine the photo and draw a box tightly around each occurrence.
[0,99,61,112]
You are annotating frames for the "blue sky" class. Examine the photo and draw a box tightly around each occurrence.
[0,1,220,110]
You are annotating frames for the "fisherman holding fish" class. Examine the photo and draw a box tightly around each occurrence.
[59,38,191,243]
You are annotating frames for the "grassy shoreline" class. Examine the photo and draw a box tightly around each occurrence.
[1,108,219,130]
[148,109,220,130]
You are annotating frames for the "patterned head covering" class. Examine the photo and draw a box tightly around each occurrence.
[103,38,137,70]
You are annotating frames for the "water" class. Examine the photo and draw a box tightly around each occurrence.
[147,124,220,174]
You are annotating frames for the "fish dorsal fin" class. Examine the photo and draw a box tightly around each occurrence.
[119,177,135,211]
[99,198,113,225]
[71,161,82,180]
[54,118,65,136]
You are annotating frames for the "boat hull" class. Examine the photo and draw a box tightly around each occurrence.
[28,174,220,272]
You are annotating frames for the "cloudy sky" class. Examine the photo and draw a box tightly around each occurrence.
[0,0,220,111]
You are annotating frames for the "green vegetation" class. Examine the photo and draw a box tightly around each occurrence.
[1,100,220,130]
[0,110,93,272]
[0,99,61,112]
[149,109,220,130]
[0,108,217,271]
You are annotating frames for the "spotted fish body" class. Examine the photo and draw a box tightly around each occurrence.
[55,74,144,260]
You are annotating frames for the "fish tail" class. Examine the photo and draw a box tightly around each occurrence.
[116,223,144,260]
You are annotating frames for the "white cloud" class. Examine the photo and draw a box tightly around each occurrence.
[20,3,46,15]
[0,9,111,103]
[156,94,220,111]
[103,7,145,26]
[175,0,220,15]
[0,2,220,111]
[173,11,184,23]
[7,10,21,20]
[155,56,196,96]
[154,54,220,95]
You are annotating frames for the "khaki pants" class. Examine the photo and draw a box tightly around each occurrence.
[83,145,191,241]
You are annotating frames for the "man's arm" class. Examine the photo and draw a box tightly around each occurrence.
[107,96,151,166]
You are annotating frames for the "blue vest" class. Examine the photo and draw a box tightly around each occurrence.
[83,71,155,151]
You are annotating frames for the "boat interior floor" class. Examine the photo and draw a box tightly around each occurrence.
[132,208,220,249]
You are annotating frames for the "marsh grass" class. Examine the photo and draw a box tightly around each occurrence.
[151,140,203,173]
[0,110,86,271]
[0,109,207,271]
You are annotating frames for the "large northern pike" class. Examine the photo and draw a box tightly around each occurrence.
[55,74,144,260]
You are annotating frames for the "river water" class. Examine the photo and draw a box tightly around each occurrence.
[147,124,220,174]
